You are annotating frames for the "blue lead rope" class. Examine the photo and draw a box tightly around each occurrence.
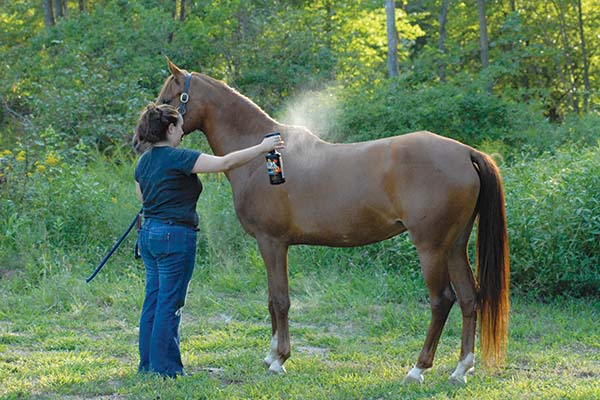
[86,208,143,283]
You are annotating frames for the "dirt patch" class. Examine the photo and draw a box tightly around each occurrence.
[296,345,330,357]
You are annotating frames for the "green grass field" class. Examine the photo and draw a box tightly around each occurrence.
[0,144,598,399]
[1,245,598,399]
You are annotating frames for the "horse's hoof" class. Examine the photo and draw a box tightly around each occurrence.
[403,367,424,384]
[263,355,274,369]
[449,373,467,385]
[449,353,474,384]
[268,359,287,374]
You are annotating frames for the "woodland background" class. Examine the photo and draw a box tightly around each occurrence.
[2,0,597,295]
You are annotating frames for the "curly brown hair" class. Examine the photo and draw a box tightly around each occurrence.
[134,103,180,145]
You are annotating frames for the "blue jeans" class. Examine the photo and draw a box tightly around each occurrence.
[137,219,197,377]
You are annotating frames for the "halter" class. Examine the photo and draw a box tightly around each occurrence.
[178,72,192,117]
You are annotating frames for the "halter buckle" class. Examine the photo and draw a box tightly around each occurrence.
[180,92,189,103]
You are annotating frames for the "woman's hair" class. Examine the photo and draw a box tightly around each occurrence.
[134,103,180,144]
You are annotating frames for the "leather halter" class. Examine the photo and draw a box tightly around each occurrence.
[178,72,192,117]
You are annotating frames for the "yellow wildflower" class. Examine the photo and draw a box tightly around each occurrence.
[26,172,32,177]
[16,150,26,162]
[111,197,118,204]
[2,150,12,157]
[45,152,60,166]
[36,164,46,173]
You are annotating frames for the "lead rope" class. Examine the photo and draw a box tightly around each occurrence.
[86,208,143,283]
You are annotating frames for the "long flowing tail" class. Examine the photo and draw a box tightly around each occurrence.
[471,151,510,368]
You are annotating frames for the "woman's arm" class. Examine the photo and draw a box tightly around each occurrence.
[191,135,284,174]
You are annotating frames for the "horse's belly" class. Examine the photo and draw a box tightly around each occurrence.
[289,205,407,247]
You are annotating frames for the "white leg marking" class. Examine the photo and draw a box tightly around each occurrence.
[263,334,278,368]
[449,352,475,384]
[404,366,425,384]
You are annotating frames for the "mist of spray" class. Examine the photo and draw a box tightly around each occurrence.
[278,87,341,140]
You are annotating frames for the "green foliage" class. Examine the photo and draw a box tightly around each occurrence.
[1,3,172,152]
[1,0,597,156]
[0,139,139,287]
[0,0,598,303]
[506,143,600,298]
[330,76,540,148]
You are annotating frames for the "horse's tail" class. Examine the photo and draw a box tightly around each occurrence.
[471,150,510,369]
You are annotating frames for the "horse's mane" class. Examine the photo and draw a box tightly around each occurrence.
[195,73,276,123]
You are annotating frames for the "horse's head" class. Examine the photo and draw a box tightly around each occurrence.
[132,58,206,154]
[132,58,277,155]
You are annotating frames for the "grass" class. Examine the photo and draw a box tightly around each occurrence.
[0,144,598,399]
[1,248,599,399]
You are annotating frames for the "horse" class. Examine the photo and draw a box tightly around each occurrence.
[133,59,510,384]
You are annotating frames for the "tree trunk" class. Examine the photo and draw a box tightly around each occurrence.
[541,2,570,120]
[552,0,579,113]
[42,0,55,27]
[477,0,489,69]
[53,0,63,19]
[438,0,450,82]
[180,0,186,21]
[167,0,177,42]
[385,0,399,78]
[575,0,590,111]
[79,0,85,12]
[325,0,333,50]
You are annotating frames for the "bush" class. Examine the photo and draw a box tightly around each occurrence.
[0,3,174,153]
[0,142,139,286]
[505,143,600,298]
[329,78,546,147]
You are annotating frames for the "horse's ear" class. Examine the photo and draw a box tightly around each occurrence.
[165,56,186,84]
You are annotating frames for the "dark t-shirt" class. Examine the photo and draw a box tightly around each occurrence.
[134,146,203,228]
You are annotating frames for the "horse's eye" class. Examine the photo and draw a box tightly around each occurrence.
[161,98,171,105]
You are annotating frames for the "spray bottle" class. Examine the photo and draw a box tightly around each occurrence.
[264,133,285,185]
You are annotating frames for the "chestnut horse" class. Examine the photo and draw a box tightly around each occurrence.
[134,60,510,384]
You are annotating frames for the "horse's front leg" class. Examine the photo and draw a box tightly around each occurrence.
[257,236,291,374]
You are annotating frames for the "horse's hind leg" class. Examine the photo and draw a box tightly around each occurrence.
[447,222,477,384]
[405,247,456,383]
[257,235,291,374]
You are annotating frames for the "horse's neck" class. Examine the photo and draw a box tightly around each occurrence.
[203,95,278,156]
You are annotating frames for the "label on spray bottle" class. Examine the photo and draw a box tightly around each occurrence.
[264,133,285,185]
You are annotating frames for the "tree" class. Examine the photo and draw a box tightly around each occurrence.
[54,0,64,19]
[552,0,580,113]
[43,0,55,27]
[385,0,399,78]
[438,0,450,82]
[576,0,591,111]
[180,0,186,21]
[477,0,489,69]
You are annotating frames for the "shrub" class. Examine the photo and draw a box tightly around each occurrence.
[329,78,546,147]
[0,141,139,285]
[505,143,600,298]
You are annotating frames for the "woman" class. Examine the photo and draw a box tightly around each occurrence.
[133,103,284,378]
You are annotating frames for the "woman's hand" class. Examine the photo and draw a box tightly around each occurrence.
[260,134,285,153]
